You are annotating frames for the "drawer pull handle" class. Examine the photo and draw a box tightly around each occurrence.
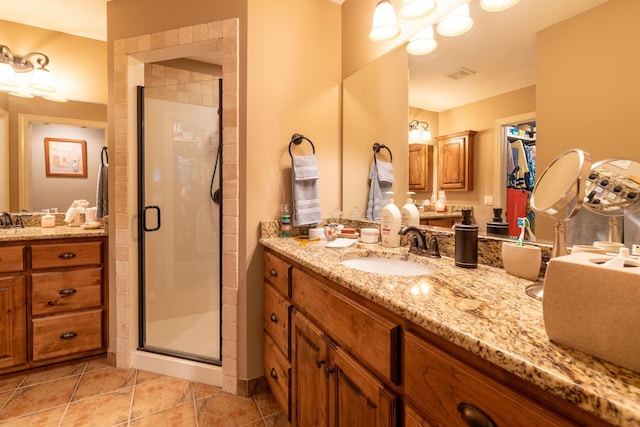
[270,268,278,278]
[324,366,335,378]
[59,288,78,296]
[270,313,278,323]
[60,332,78,340]
[58,252,77,259]
[270,368,278,380]
[457,402,497,427]
[315,358,325,369]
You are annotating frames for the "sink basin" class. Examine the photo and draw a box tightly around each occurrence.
[340,257,434,276]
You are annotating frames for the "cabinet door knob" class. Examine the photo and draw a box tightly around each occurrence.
[324,366,335,378]
[59,288,78,296]
[58,252,77,259]
[315,358,325,368]
[457,402,497,427]
[270,268,278,277]
[60,332,78,340]
[269,313,278,323]
[270,368,278,380]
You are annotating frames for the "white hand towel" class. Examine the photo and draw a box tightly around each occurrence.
[292,154,321,226]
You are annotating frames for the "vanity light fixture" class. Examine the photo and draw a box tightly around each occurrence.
[369,0,401,42]
[436,3,474,37]
[480,0,520,12]
[401,0,437,20]
[409,120,432,143]
[0,45,66,102]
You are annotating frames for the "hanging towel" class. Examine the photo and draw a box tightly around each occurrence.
[367,160,394,221]
[506,188,528,237]
[96,162,108,219]
[292,154,321,226]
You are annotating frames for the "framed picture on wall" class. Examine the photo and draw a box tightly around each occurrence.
[44,138,88,178]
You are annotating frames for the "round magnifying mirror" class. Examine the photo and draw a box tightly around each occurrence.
[528,148,592,300]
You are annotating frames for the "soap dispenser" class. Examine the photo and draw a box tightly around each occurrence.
[454,208,478,268]
[401,192,420,226]
[41,209,55,228]
[380,192,401,247]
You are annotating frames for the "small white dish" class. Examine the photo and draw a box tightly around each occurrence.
[326,238,357,248]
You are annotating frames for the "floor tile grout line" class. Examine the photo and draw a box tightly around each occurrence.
[126,369,139,425]
[191,381,200,427]
[57,361,88,427]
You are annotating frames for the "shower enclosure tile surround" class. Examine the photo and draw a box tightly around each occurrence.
[113,19,239,394]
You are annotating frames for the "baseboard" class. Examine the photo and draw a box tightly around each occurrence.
[236,375,269,397]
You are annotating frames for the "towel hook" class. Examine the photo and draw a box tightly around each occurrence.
[289,133,316,157]
[373,143,392,163]
[100,146,109,166]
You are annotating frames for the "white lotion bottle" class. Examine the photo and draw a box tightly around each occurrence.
[401,192,420,226]
[41,209,55,228]
[380,192,401,247]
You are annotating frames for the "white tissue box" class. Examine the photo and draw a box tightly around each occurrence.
[543,252,640,372]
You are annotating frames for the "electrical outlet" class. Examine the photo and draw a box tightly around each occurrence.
[483,196,494,206]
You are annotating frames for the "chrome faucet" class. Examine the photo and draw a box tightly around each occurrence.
[0,212,12,228]
[399,226,428,255]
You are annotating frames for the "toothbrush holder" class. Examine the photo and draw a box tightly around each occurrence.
[501,242,542,280]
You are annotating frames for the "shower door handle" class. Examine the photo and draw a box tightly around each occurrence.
[143,205,161,232]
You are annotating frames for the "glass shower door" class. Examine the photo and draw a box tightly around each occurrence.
[137,82,222,364]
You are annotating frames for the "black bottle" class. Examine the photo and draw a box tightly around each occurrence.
[454,209,478,268]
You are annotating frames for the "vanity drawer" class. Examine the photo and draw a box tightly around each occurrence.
[0,245,25,273]
[31,268,102,316]
[264,251,291,297]
[265,332,290,419]
[404,331,575,427]
[32,309,103,361]
[291,269,401,386]
[31,241,103,270]
[264,281,291,358]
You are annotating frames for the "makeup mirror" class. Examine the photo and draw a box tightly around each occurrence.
[528,148,592,299]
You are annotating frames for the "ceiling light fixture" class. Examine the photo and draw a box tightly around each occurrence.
[369,0,401,42]
[0,45,66,102]
[409,120,432,143]
[480,0,520,12]
[436,3,474,37]
[401,0,437,20]
[406,26,438,55]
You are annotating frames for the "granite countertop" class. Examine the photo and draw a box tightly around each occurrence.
[419,210,462,219]
[260,237,640,427]
[0,225,107,242]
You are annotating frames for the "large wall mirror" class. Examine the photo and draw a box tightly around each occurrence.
[342,0,639,243]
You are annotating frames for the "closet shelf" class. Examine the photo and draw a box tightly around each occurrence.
[507,134,536,143]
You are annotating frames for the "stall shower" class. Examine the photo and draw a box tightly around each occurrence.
[137,69,222,365]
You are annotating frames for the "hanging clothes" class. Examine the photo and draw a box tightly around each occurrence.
[96,147,108,219]
[506,188,529,237]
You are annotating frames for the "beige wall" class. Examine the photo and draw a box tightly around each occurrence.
[536,0,640,240]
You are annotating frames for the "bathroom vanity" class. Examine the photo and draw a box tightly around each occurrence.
[0,226,108,374]
[261,237,639,427]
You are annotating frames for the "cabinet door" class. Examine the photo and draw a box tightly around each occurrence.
[409,144,433,192]
[0,275,27,370]
[291,309,329,427]
[437,130,476,191]
[330,346,398,427]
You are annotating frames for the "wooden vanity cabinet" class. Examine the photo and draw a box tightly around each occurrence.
[437,130,476,192]
[0,245,27,371]
[409,144,433,192]
[0,237,108,375]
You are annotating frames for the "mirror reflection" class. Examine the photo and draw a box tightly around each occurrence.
[342,0,640,245]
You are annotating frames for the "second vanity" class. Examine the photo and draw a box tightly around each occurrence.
[0,225,108,375]
[260,236,640,427]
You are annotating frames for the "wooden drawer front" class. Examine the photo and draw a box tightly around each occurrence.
[264,251,291,297]
[404,331,575,427]
[292,269,401,386]
[32,268,102,316]
[31,241,103,270]
[32,309,103,361]
[0,246,25,273]
[264,282,291,357]
[265,332,291,419]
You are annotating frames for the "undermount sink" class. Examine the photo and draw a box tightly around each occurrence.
[340,257,435,276]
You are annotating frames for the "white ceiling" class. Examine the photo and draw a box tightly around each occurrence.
[0,0,609,111]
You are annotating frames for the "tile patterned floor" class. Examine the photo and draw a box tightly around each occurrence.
[0,358,289,426]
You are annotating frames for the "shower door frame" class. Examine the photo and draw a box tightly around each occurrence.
[136,83,223,366]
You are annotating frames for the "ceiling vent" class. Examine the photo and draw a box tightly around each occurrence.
[444,67,477,81]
